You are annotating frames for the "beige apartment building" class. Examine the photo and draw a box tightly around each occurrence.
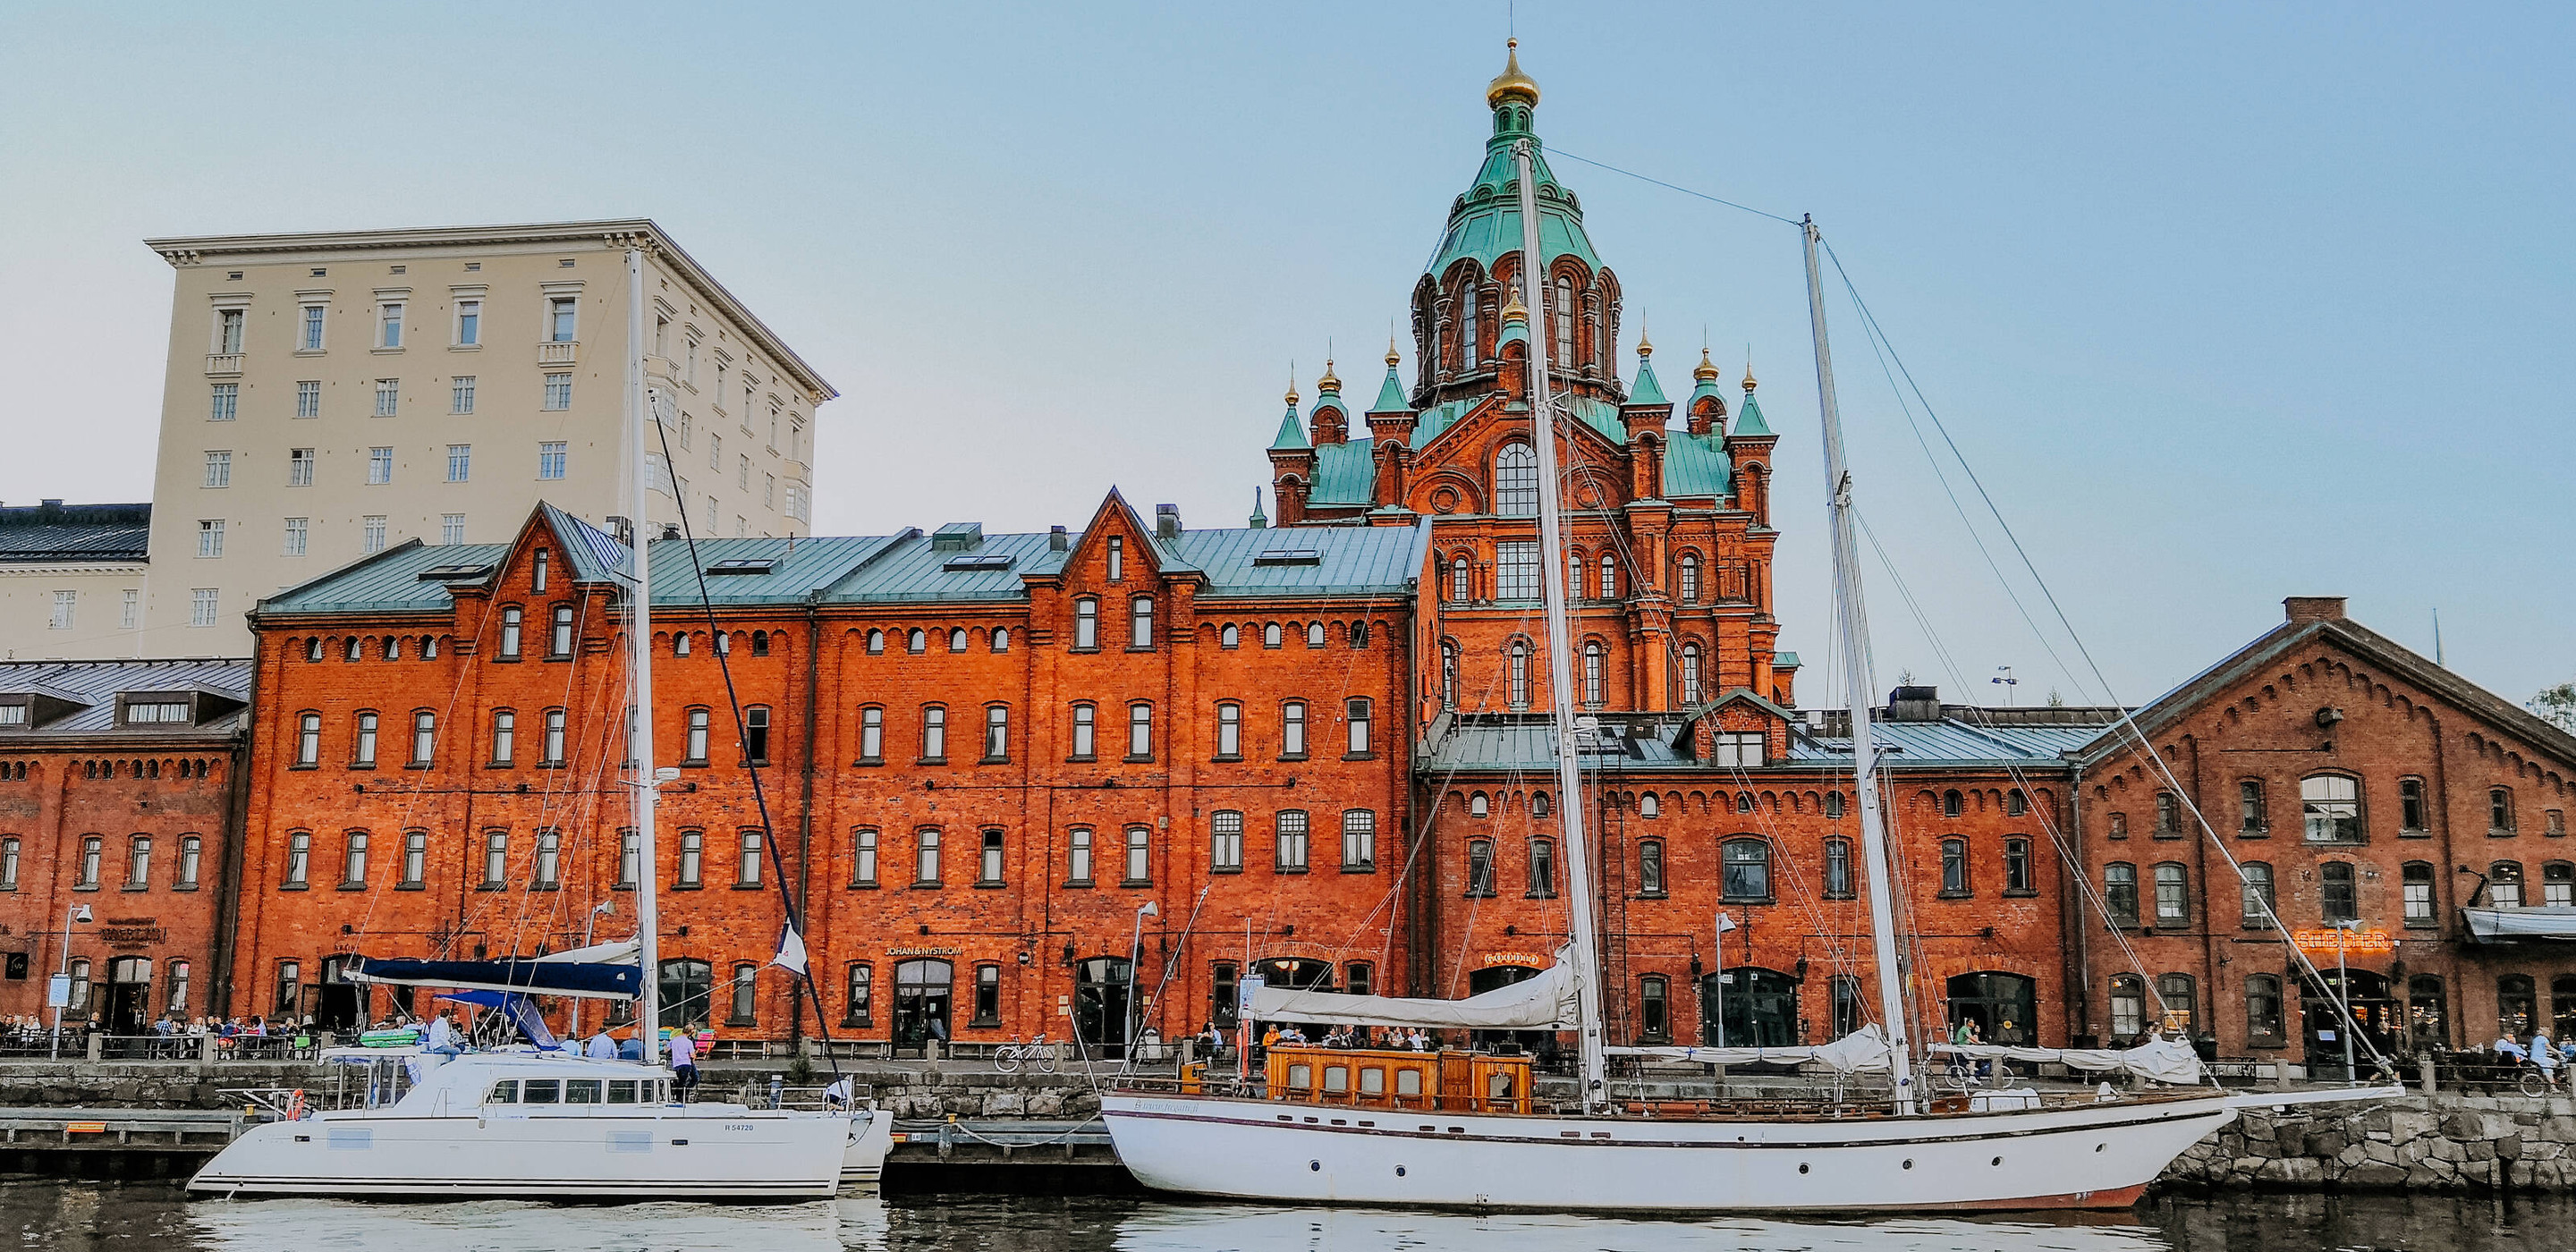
[130,219,834,656]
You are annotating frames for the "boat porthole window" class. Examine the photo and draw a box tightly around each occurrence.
[1395,1166,1407,1177]
[1902,1159,1914,1170]
[1798,1163,1809,1174]
[2096,1143,2106,1153]
[1309,1160,1321,1172]
[1992,1155,2003,1167]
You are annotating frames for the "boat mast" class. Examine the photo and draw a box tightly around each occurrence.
[626,245,662,1065]
[1511,138,1608,1112]
[1801,215,1916,1114]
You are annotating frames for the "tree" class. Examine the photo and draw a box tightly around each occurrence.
[2046,688,2066,708]
[2533,680,2576,735]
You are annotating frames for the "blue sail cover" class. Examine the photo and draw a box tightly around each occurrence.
[347,942,640,1001]
[436,991,563,1051]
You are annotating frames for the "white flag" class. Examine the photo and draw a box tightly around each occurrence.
[769,922,809,975]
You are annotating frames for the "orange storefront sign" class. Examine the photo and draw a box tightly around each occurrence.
[2292,927,2396,957]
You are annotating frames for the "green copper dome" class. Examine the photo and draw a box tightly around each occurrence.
[1425,45,1603,281]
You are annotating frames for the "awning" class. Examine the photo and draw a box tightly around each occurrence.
[2462,907,2576,944]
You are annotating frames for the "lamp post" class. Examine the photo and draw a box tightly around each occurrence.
[1125,900,1158,1067]
[569,899,614,1040]
[1713,912,1738,1047]
[1990,666,2018,706]
[50,904,94,1061]
[2331,918,2363,1084]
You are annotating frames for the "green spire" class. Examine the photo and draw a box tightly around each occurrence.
[1270,406,1308,451]
[1368,343,1411,414]
[1731,390,1774,439]
[1627,334,1668,407]
[1426,41,1602,281]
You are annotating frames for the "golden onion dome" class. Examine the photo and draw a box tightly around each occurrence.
[1500,289,1529,322]
[1637,331,1655,360]
[1487,39,1539,109]
[1318,359,1340,393]
[1694,346,1721,382]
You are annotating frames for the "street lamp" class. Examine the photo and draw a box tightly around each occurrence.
[1125,900,1158,1067]
[51,904,94,1061]
[1990,666,2019,706]
[2329,918,2364,1084]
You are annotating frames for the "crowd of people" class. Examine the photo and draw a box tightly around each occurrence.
[1218,1022,1441,1056]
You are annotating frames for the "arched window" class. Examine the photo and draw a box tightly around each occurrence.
[1721,838,1771,901]
[1582,641,1604,706]
[1943,789,1963,818]
[2545,861,2575,909]
[1566,550,1585,601]
[1072,598,1097,649]
[906,628,927,655]
[2153,862,2189,925]
[858,706,884,762]
[949,628,968,653]
[684,707,710,764]
[2105,862,2139,926]
[1676,554,1699,603]
[865,629,883,655]
[1527,837,1556,897]
[744,706,771,765]
[1214,702,1241,758]
[1221,623,1239,648]
[991,627,1010,653]
[2156,973,2197,1036]
[1126,703,1153,760]
[1532,792,1550,817]
[497,607,522,658]
[2408,974,2448,1047]
[1639,792,1661,818]
[1509,640,1531,708]
[1263,622,1283,648]
[1305,620,1326,648]
[1465,838,1496,896]
[2500,974,2538,1036]
[750,630,770,657]
[728,963,758,1025]
[1552,275,1574,366]
[2155,791,2180,836]
[1449,556,1470,602]
[914,828,943,884]
[2245,973,2285,1043]
[1680,643,1702,705]
[2008,789,2029,817]
[1939,838,1969,896]
[1131,596,1155,649]
[1069,703,1096,760]
[1823,837,1853,897]
[1460,284,1479,369]
[1598,553,1617,599]
[1735,791,1756,814]
[1440,640,1460,709]
[1469,792,1489,817]
[2403,860,2437,923]
[2301,774,2360,842]
[919,705,946,762]
[2108,974,2147,1040]
[2240,860,2276,926]
[410,711,436,766]
[1280,700,1306,758]
[2320,860,2359,920]
[1494,444,1538,516]
[549,605,574,657]
[1066,826,1095,884]
[2491,787,2517,833]
[1638,840,1665,896]
[844,965,874,1028]
[2488,860,2525,909]
[981,704,1008,761]
[852,828,878,885]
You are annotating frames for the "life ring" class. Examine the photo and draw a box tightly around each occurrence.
[285,1088,307,1121]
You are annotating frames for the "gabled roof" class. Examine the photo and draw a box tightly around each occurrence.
[2072,612,2576,770]
[541,503,631,585]
[1659,430,1733,498]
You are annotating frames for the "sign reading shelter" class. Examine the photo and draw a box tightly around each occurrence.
[2292,927,2396,958]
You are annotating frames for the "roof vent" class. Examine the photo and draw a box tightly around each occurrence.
[1049,526,1070,552]
[418,563,494,581]
[943,554,1016,572]
[1155,504,1182,540]
[931,522,984,553]
[1253,548,1322,567]
[705,558,776,576]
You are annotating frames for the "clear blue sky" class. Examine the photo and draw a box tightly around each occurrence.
[2,2,2566,709]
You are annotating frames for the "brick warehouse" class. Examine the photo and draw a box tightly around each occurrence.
[41,52,2576,1070]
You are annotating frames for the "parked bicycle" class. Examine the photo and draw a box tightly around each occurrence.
[995,1034,1059,1075]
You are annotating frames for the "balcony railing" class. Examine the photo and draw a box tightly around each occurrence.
[538,340,579,365]
[205,353,243,376]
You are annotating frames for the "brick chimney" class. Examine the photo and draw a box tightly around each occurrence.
[2284,596,2348,625]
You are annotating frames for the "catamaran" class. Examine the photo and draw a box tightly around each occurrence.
[190,246,884,1200]
[1099,45,2399,1212]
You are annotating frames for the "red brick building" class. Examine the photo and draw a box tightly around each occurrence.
[193,50,2576,1075]
[0,658,250,1030]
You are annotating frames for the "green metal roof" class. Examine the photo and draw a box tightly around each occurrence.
[1426,102,1602,279]
[1659,430,1734,499]
[258,539,509,615]
[1732,391,1775,439]
[1169,520,1429,598]
[653,535,907,606]
[1269,405,1309,451]
[1309,441,1377,505]
[1627,356,1668,408]
[1775,651,1801,669]
[1368,362,1411,415]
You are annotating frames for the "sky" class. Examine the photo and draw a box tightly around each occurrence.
[1,2,2568,711]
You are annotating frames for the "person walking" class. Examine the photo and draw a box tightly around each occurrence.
[666,1025,700,1101]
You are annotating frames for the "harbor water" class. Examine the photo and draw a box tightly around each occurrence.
[9,1181,2572,1252]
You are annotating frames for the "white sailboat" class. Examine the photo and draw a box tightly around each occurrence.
[190,246,881,1200]
[1101,95,2397,1212]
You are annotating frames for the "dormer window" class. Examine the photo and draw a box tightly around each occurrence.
[122,698,193,726]
[0,703,26,728]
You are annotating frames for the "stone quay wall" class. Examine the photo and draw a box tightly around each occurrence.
[2161,1095,2576,1191]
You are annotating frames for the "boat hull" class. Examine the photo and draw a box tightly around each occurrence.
[188,1107,849,1200]
[842,1107,894,1187]
[1100,1091,2236,1213]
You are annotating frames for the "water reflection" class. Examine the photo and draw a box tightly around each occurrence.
[4,1181,2572,1252]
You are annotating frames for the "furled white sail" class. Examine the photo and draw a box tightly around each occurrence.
[1250,959,1576,1030]
[1605,1028,2205,1085]
[1606,1026,1892,1072]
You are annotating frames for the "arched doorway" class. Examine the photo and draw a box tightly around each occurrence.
[104,957,152,1036]
[1945,971,2038,1045]
[2300,969,2396,1081]
[315,954,364,1034]
[894,960,953,1051]
[1074,956,1133,1059]
[657,958,712,1028]
[1700,968,1798,1047]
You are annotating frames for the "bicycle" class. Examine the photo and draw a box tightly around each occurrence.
[2516,1062,2561,1098]
[995,1034,1059,1075]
